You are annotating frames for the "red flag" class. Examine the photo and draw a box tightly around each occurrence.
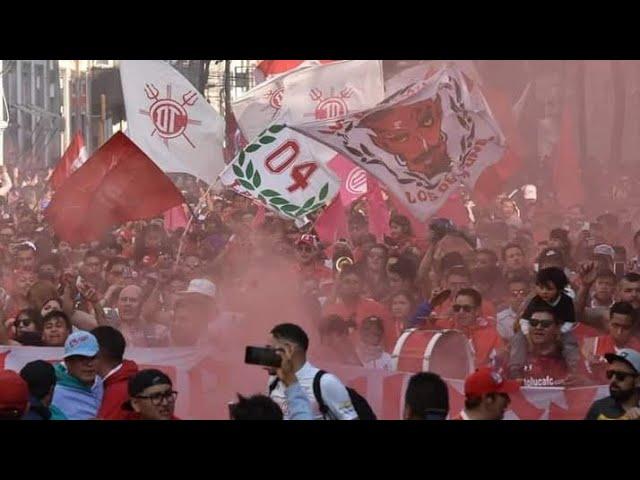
[473,86,524,205]
[552,106,585,208]
[49,131,88,190]
[314,197,349,247]
[45,132,184,245]
[256,60,305,77]
[366,177,390,242]
[328,154,368,205]
[164,204,189,232]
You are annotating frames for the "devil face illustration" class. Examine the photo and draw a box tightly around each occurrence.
[360,95,451,180]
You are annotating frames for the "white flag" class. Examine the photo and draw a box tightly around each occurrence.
[295,67,506,221]
[385,61,483,97]
[232,67,308,143]
[119,60,225,184]
[219,124,340,220]
[279,60,384,124]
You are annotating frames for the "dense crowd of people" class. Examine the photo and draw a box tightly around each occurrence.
[0,161,639,421]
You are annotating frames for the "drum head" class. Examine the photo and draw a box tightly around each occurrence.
[428,330,473,379]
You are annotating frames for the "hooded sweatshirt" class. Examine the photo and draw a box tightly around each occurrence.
[98,359,139,420]
[52,363,104,420]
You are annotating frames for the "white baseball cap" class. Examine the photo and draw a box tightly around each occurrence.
[593,244,615,260]
[178,278,216,300]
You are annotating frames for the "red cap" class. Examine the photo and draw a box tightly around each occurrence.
[0,370,29,413]
[464,367,520,398]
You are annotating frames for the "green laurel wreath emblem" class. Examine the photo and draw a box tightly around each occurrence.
[231,124,330,218]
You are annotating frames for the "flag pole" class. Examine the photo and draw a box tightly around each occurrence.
[174,177,220,268]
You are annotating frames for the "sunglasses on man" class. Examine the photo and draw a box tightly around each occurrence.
[452,305,474,313]
[528,318,555,329]
[15,318,33,328]
[606,370,638,382]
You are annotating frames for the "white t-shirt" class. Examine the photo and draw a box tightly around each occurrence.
[268,362,358,420]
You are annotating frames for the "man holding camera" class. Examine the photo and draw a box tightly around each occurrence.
[266,323,358,420]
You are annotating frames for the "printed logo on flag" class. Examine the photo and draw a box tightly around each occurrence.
[139,83,202,148]
[265,87,284,111]
[306,87,353,120]
[345,167,367,195]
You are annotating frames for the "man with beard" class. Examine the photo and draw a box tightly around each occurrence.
[585,348,640,420]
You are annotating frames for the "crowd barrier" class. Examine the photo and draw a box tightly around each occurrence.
[0,346,609,420]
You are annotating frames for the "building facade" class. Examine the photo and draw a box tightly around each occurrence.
[2,60,62,167]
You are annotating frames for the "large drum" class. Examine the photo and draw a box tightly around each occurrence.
[391,329,475,379]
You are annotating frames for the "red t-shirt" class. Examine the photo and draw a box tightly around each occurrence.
[322,297,396,351]
[521,352,572,387]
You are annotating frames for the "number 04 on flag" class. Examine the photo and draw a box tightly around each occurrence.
[219,124,340,219]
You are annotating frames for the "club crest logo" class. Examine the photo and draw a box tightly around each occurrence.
[139,83,202,148]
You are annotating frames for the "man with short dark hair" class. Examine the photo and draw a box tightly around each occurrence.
[403,372,449,420]
[229,394,284,420]
[619,272,640,310]
[583,302,640,382]
[454,367,519,420]
[92,326,139,420]
[435,288,502,367]
[267,323,358,420]
[15,242,37,272]
[20,360,66,420]
[507,301,587,386]
[585,349,640,420]
[502,243,527,274]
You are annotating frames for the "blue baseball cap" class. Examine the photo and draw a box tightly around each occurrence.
[63,332,99,359]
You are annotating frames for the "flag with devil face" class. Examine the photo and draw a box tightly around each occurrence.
[295,67,506,221]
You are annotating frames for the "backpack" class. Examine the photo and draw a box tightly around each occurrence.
[313,370,377,420]
[268,371,377,420]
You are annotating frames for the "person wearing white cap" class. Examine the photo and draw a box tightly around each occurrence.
[51,331,104,420]
[170,278,217,347]
[585,348,640,420]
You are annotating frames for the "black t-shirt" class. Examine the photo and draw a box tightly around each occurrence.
[585,396,631,420]
[523,293,575,325]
